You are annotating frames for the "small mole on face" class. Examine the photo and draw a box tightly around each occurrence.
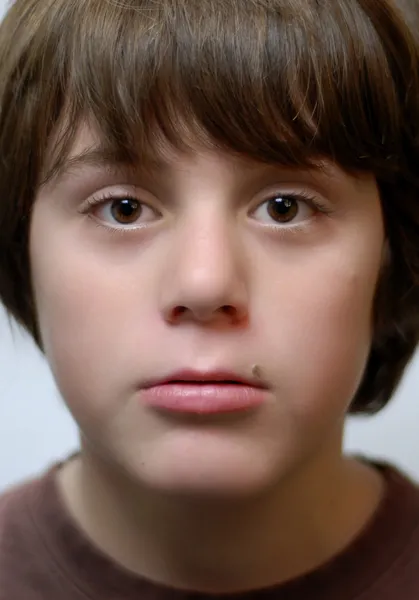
[252,364,262,379]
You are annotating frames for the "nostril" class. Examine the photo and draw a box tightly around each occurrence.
[166,303,246,325]
[172,306,187,319]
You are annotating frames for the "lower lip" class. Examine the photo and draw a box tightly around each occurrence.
[140,383,266,414]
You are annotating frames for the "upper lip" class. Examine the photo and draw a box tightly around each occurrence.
[143,369,268,389]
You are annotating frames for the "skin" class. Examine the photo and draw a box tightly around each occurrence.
[30,123,385,592]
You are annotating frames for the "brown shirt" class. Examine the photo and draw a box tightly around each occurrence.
[0,461,419,599]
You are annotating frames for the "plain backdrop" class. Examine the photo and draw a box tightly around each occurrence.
[0,0,418,491]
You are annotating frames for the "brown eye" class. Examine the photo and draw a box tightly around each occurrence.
[110,198,142,224]
[266,196,299,223]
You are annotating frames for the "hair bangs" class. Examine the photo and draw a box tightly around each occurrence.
[40,0,417,185]
[2,0,419,411]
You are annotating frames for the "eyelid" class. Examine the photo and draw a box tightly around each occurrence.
[250,187,331,215]
[77,187,163,235]
[247,187,335,238]
[77,184,333,231]
[255,184,324,201]
[79,185,160,214]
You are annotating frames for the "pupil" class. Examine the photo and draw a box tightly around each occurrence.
[112,199,140,223]
[268,196,298,222]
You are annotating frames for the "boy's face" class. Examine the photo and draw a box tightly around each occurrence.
[30,124,384,497]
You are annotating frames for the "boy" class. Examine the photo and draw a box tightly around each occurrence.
[0,0,419,597]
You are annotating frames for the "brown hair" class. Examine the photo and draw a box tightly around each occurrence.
[0,0,419,414]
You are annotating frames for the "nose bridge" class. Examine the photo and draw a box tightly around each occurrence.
[161,205,248,323]
[173,153,240,275]
[178,207,240,295]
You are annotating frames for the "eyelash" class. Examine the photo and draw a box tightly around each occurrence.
[79,192,157,236]
[79,190,332,236]
[253,191,332,235]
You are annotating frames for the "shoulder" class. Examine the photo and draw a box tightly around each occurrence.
[378,462,419,505]
[0,466,66,600]
[0,470,51,554]
[0,475,42,545]
[365,463,419,596]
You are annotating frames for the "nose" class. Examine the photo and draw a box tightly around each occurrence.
[160,215,249,327]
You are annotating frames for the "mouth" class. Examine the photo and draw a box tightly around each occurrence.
[166,379,241,386]
[146,369,267,389]
[140,369,268,415]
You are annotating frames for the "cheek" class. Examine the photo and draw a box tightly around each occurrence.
[260,245,381,421]
[29,219,156,410]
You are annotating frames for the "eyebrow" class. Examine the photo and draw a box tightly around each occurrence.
[40,145,167,188]
[40,143,345,193]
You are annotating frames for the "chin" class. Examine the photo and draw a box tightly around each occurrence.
[135,465,277,500]
[119,434,283,500]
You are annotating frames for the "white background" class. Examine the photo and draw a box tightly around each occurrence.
[0,0,418,491]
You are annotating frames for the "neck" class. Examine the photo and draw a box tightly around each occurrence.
[58,442,384,594]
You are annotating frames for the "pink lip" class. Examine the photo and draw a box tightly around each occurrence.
[140,369,268,415]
